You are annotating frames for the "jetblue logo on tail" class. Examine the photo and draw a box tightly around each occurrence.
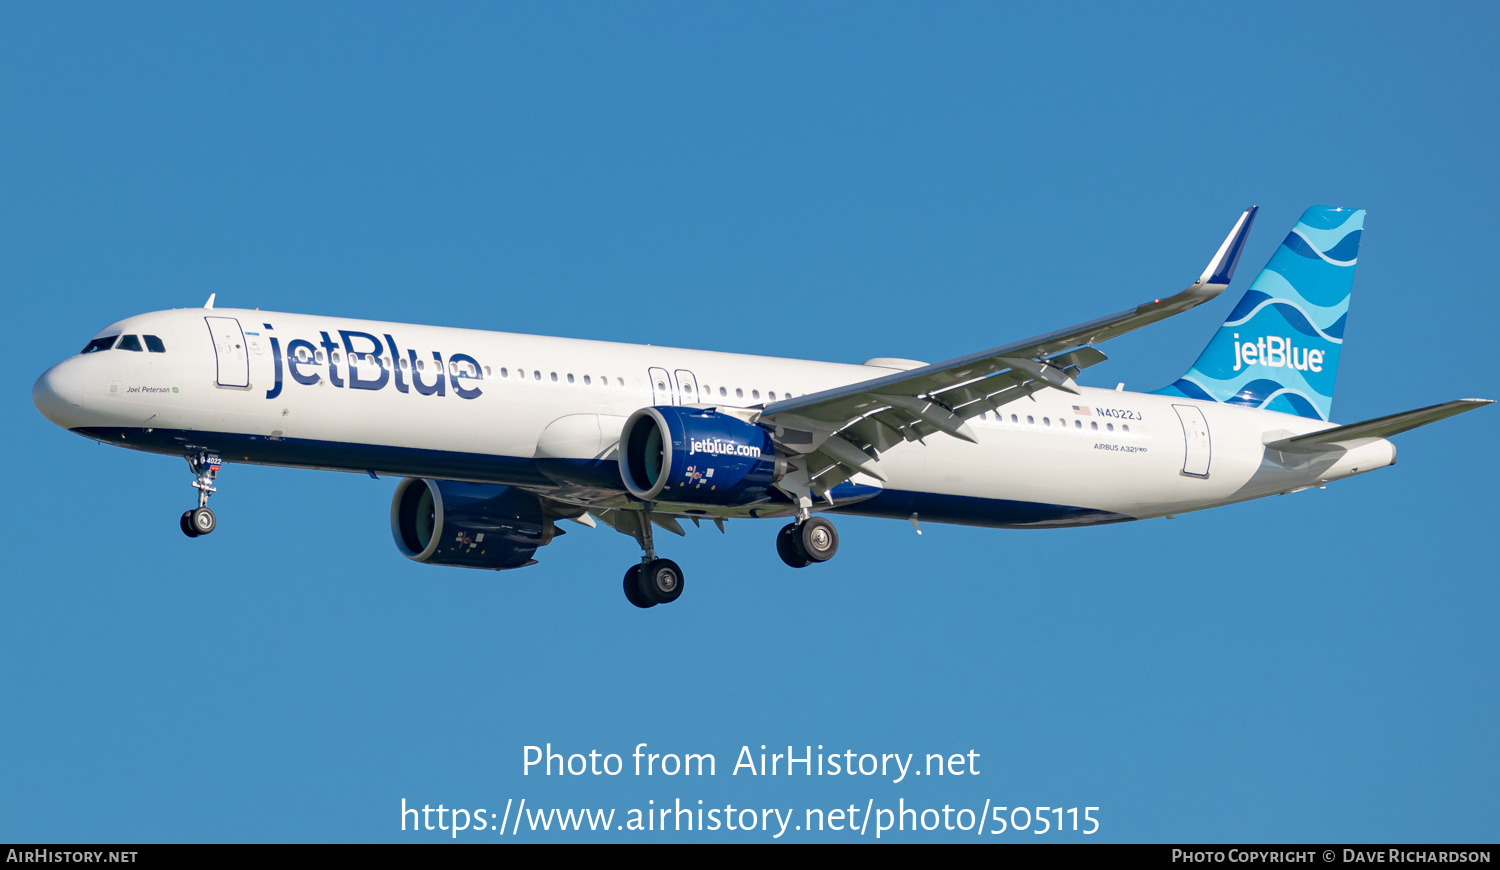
[1231,334,1325,372]
[1156,206,1362,421]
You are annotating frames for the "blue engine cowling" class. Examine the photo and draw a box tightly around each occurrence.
[390,479,553,570]
[619,406,785,505]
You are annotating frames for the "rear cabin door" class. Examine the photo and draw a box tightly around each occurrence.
[205,316,250,388]
[1173,404,1212,477]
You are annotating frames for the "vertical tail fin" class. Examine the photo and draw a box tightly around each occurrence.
[1154,206,1364,421]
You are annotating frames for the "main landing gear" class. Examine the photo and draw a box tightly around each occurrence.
[179,451,221,538]
[622,503,686,609]
[623,559,685,608]
[776,516,839,568]
[615,506,841,606]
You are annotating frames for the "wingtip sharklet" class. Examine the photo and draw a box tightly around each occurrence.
[1197,205,1258,287]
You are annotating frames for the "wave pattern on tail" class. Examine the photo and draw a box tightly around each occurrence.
[1154,206,1363,421]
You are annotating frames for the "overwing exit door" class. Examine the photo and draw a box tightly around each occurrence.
[205,316,250,388]
[674,369,700,405]
[648,367,674,405]
[647,367,703,405]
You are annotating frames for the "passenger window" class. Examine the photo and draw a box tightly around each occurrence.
[81,335,119,354]
[583,375,591,385]
[483,366,491,377]
[719,387,727,397]
[533,371,541,381]
[116,335,143,352]
[499,367,508,378]
[1122,425,1130,433]
[752,389,760,399]
[1027,415,1034,425]
[735,388,743,398]
[1090,421,1098,431]
[1043,417,1050,426]
[1011,414,1018,423]
[550,372,558,382]
[1075,420,1082,429]
[144,335,166,353]
[769,391,777,401]
[567,373,575,384]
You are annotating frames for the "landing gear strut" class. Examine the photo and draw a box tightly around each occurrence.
[622,502,686,608]
[776,516,839,568]
[180,452,221,538]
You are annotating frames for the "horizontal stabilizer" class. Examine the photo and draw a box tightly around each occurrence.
[1266,398,1493,454]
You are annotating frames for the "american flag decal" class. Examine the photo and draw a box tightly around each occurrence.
[1072,405,1092,415]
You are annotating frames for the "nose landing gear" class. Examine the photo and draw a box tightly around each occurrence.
[180,452,221,538]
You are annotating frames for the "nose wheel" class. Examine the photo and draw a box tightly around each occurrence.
[776,516,839,568]
[180,452,222,538]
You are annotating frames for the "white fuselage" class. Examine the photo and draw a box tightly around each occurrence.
[33,307,1397,529]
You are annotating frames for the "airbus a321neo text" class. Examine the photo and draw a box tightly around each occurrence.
[33,206,1491,608]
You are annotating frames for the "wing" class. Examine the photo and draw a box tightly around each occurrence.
[757,206,1259,501]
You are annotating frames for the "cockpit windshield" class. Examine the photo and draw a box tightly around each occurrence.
[80,335,118,354]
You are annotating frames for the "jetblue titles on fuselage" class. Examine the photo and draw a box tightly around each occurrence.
[263,328,484,402]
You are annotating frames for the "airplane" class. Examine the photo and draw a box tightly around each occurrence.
[31,205,1491,609]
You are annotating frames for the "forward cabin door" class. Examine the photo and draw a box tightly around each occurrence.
[205,316,250,388]
[1173,404,1212,477]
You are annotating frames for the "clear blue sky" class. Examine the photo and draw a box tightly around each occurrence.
[2,2,1495,843]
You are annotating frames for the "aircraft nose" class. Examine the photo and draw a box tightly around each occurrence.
[33,361,84,429]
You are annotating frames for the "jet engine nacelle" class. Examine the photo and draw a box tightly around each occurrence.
[619,406,784,505]
[390,478,554,570]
